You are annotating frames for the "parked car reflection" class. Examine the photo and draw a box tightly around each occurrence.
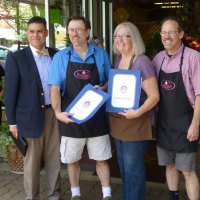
[0,45,13,68]
[9,44,28,52]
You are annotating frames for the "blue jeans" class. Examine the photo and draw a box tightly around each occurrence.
[115,139,148,200]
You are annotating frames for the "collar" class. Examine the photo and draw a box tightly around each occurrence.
[29,45,46,57]
[68,43,95,57]
[164,44,184,58]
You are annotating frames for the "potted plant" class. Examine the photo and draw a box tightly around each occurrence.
[0,123,24,174]
[0,73,24,173]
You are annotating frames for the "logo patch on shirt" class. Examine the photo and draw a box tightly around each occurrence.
[74,70,92,80]
[161,80,175,90]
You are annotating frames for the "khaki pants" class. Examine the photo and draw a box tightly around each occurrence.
[24,108,61,200]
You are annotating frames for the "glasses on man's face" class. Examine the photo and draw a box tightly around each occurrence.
[114,35,131,40]
[68,27,85,34]
[160,31,179,37]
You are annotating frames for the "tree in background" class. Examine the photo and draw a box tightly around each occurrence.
[0,0,41,47]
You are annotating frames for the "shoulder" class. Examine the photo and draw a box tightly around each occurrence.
[52,48,71,71]
[89,43,106,55]
[47,47,58,56]
[7,47,29,60]
[53,47,70,60]
[134,54,155,78]
[153,50,166,60]
[152,50,166,67]
[87,44,109,64]
[184,46,200,59]
[135,54,154,67]
[183,47,200,73]
[136,54,151,62]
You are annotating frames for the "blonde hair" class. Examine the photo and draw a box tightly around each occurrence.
[113,22,145,56]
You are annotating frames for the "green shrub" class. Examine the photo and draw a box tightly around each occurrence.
[0,123,13,152]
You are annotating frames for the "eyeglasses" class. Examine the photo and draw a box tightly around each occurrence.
[68,28,85,34]
[114,35,131,40]
[160,31,179,36]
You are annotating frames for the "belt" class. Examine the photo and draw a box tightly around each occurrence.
[44,104,51,109]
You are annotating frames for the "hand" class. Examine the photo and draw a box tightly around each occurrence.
[94,85,103,90]
[55,112,74,123]
[118,109,141,119]
[9,125,18,139]
[187,123,199,142]
[94,83,108,91]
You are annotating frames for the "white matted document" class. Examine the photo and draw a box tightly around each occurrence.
[65,83,110,124]
[106,69,141,112]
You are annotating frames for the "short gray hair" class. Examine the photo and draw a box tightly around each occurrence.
[113,22,145,56]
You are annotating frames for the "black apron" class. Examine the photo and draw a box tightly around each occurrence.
[59,52,109,138]
[157,46,198,153]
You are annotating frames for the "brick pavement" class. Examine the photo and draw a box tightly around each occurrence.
[0,161,189,200]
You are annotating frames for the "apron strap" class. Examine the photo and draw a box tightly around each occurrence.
[179,46,185,72]
[160,57,165,71]
[128,55,137,70]
[160,45,185,71]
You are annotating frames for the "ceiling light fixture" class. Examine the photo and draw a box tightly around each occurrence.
[154,2,180,5]
[161,5,183,8]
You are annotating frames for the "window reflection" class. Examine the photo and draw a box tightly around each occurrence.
[50,0,82,49]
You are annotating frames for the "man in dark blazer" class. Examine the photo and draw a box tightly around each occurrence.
[4,16,61,200]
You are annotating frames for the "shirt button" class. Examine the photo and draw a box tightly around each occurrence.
[41,105,45,108]
[41,93,44,95]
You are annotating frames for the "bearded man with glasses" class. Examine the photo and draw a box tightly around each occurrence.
[48,16,112,200]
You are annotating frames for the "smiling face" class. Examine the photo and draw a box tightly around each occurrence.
[27,23,48,50]
[114,27,132,56]
[161,20,184,55]
[68,20,90,48]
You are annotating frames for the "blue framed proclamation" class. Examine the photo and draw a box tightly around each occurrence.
[65,83,110,124]
[106,69,141,112]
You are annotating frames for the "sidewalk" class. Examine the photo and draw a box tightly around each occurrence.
[0,160,188,200]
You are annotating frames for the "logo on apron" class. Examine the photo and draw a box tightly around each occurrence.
[74,70,92,80]
[161,79,175,90]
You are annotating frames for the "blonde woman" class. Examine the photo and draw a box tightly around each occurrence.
[110,22,159,200]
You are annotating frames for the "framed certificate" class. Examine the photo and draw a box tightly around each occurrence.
[106,69,141,112]
[65,83,110,124]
